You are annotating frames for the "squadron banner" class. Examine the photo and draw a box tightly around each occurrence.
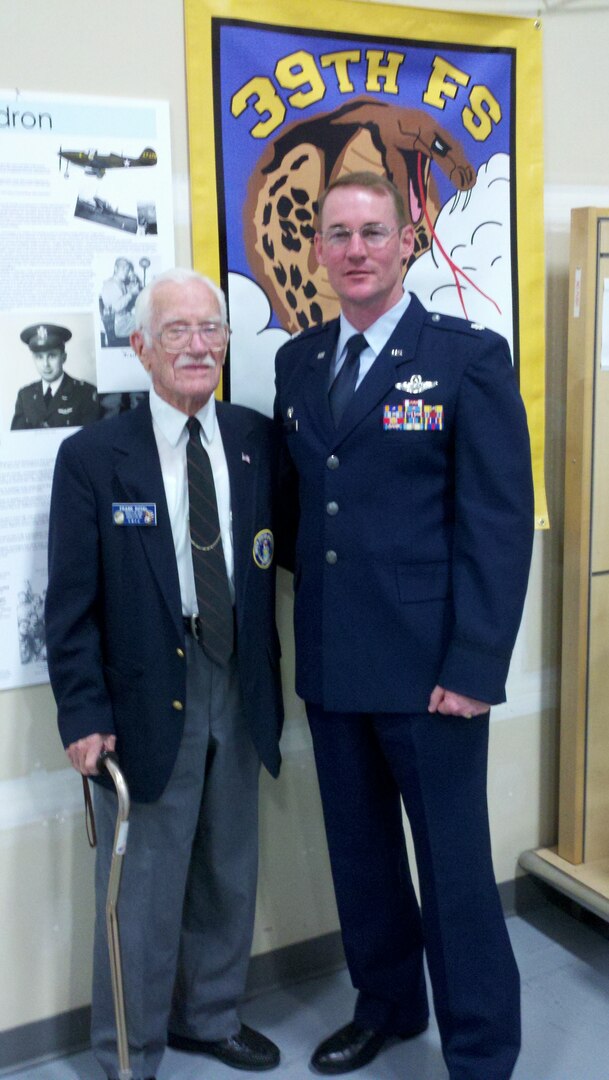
[185,0,547,526]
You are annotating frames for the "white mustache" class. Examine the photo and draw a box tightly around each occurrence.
[174,352,217,371]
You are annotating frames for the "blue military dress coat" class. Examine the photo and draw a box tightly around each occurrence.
[274,293,534,714]
[46,397,283,802]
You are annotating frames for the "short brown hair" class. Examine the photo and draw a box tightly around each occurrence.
[317,171,406,230]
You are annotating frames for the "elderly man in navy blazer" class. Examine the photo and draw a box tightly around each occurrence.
[274,173,534,1080]
[46,269,283,1080]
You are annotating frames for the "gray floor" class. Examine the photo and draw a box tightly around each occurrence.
[6,893,609,1080]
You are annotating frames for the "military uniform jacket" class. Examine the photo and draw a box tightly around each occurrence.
[46,397,283,802]
[274,293,534,713]
[11,372,101,429]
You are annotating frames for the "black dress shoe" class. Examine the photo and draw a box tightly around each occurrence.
[310,1019,427,1075]
[167,1024,280,1071]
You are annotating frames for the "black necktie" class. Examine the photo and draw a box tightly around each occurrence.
[329,333,368,426]
[44,386,52,404]
[186,416,233,666]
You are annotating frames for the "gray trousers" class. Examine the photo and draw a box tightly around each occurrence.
[91,637,260,1080]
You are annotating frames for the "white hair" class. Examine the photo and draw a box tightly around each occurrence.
[133,268,228,344]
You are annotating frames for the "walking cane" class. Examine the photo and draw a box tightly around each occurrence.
[97,749,133,1080]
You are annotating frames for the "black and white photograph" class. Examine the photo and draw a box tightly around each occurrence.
[5,313,100,432]
[98,255,145,346]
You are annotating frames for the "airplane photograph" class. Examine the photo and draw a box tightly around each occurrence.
[58,146,157,178]
[74,195,138,234]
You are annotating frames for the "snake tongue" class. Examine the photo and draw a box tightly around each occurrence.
[409,151,428,225]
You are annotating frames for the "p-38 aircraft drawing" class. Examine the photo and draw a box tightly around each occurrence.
[58,146,157,178]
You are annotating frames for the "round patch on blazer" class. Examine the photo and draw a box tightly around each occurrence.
[253,528,274,569]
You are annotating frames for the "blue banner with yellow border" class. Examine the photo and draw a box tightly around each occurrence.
[184,0,547,527]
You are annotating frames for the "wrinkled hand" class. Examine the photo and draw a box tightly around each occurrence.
[66,733,116,775]
[428,685,490,719]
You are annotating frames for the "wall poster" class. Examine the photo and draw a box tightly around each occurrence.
[0,90,175,690]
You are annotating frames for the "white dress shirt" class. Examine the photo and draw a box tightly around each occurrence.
[148,386,234,614]
[332,290,411,389]
[42,374,65,397]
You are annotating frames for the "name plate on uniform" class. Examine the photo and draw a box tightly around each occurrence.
[112,502,157,526]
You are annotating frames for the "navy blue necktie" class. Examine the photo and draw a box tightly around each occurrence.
[186,416,233,667]
[329,333,367,426]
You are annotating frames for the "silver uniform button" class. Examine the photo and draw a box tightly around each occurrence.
[327,454,339,470]
[431,312,441,322]
[326,501,339,516]
[325,550,338,565]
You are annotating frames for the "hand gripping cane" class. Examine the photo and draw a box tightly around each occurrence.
[97,749,132,1080]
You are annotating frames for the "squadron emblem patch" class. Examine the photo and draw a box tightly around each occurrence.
[253,528,274,569]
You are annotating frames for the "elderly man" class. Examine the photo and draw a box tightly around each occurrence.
[11,322,100,429]
[46,268,283,1080]
[274,172,534,1080]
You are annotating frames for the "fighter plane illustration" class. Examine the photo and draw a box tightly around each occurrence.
[58,146,157,178]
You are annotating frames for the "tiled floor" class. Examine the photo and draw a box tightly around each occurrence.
[5,894,609,1079]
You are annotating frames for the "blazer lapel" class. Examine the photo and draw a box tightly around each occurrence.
[112,399,183,638]
[302,321,340,441]
[216,402,257,606]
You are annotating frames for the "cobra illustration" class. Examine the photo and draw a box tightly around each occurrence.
[243,97,476,333]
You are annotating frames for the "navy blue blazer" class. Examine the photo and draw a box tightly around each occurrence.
[274,294,534,713]
[46,397,283,802]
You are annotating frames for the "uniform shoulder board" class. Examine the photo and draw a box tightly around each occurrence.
[426,311,491,337]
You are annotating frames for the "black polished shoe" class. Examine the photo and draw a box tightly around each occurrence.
[310,1019,427,1075]
[167,1024,280,1071]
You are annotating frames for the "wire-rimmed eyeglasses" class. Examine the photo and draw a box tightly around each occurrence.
[156,322,229,352]
[319,224,400,250]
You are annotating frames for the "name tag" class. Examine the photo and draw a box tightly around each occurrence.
[112,502,157,526]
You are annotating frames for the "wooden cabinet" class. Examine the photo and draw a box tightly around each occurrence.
[521,208,609,918]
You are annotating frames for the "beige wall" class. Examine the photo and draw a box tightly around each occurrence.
[1,0,608,1036]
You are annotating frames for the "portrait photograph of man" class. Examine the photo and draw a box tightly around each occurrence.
[2,313,100,433]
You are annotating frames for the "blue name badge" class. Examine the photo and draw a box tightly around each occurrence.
[112,502,157,526]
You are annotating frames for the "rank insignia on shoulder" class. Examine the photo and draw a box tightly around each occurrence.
[112,502,157,526]
[470,322,485,331]
[253,528,274,569]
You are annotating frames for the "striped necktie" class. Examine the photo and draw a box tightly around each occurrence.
[329,333,368,426]
[186,416,233,666]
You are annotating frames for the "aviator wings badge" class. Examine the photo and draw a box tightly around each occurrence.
[395,374,438,394]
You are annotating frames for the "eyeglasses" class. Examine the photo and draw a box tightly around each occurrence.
[157,323,229,351]
[320,224,399,250]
